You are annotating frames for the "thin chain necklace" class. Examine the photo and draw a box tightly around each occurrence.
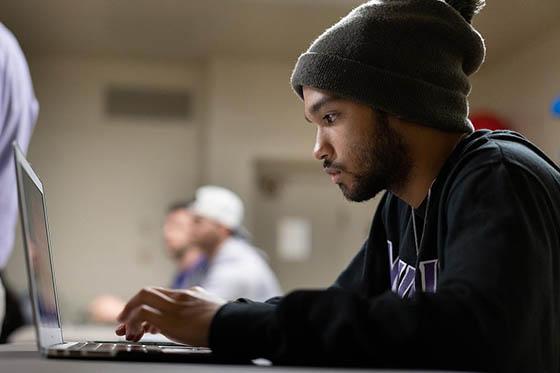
[411,188,431,256]
[410,133,466,255]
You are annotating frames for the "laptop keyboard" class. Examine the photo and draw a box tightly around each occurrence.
[66,342,209,354]
[68,342,161,354]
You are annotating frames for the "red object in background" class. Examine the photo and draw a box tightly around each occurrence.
[469,112,510,131]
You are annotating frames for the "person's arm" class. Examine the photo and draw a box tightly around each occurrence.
[0,25,38,269]
[114,195,389,348]
[0,44,19,271]
[199,262,251,302]
[209,162,555,370]
[116,161,556,369]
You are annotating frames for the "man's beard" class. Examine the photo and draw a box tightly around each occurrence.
[196,231,222,252]
[326,111,412,202]
[171,246,189,261]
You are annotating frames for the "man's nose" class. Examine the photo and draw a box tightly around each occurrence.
[313,127,332,161]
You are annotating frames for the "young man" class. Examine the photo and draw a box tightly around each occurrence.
[183,186,282,302]
[163,201,207,290]
[95,186,282,322]
[115,1,560,371]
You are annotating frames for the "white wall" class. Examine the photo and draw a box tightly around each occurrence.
[5,56,204,322]
[470,26,560,163]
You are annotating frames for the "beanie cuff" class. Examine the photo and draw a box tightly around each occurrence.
[291,52,474,133]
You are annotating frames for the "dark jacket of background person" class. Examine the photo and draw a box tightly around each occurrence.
[209,130,560,372]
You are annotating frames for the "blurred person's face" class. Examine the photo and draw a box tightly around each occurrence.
[303,86,412,202]
[163,209,193,260]
[189,214,225,252]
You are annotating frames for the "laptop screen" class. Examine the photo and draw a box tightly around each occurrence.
[15,145,63,349]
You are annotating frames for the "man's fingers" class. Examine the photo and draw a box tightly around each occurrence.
[116,323,142,341]
[123,304,180,341]
[123,305,164,341]
[114,286,219,346]
[187,286,226,304]
[151,287,193,302]
[152,286,221,304]
[141,322,161,334]
[117,316,164,340]
[117,287,176,322]
[115,323,126,336]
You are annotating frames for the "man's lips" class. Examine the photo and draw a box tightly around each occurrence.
[324,167,342,183]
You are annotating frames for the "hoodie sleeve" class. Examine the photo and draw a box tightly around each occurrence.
[209,161,557,371]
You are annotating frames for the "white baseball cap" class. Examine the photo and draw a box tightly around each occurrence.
[189,186,244,230]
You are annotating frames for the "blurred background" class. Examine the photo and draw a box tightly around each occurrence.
[1,0,559,328]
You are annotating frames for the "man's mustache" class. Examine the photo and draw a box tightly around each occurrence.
[323,159,344,172]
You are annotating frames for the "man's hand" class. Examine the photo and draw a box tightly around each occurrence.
[115,286,226,347]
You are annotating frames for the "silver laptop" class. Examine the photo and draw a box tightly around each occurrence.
[12,142,237,363]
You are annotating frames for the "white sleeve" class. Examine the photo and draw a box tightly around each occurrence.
[200,262,251,301]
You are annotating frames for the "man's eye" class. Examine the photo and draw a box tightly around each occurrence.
[323,113,337,124]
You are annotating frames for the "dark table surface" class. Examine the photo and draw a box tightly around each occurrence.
[0,342,470,373]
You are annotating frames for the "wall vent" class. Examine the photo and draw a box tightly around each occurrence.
[105,86,192,121]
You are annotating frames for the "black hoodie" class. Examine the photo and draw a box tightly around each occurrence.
[209,130,560,372]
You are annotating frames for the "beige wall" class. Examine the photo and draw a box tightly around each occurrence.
[204,57,318,228]
[5,54,369,322]
[470,25,560,163]
[5,56,204,322]
[205,57,380,290]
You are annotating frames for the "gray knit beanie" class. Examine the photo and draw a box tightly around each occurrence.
[290,0,486,133]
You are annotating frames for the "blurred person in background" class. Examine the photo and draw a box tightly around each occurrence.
[91,186,283,323]
[88,201,206,323]
[115,0,560,371]
[0,23,38,343]
[184,186,282,302]
[164,201,207,290]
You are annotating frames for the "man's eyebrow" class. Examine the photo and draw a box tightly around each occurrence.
[304,95,342,123]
